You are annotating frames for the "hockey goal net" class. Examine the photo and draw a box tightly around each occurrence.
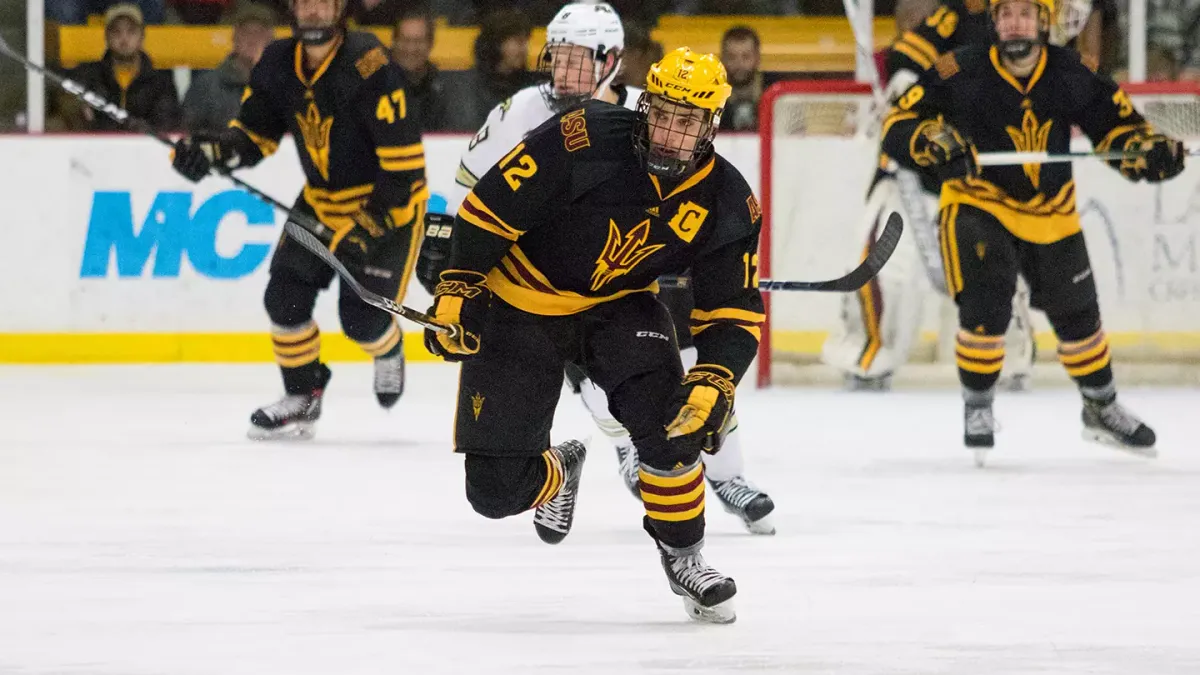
[757,80,1200,387]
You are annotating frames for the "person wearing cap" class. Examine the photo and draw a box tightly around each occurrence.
[183,5,276,132]
[63,3,181,131]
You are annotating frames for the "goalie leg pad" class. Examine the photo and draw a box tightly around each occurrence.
[823,173,925,379]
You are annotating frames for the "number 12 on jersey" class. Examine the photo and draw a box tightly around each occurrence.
[499,142,539,191]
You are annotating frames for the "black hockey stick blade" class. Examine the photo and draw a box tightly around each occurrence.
[760,211,903,292]
[282,222,455,336]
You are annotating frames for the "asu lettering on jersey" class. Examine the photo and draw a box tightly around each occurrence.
[882,45,1152,244]
[451,101,765,382]
[227,32,429,233]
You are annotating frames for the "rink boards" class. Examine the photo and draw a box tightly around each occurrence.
[1,133,1198,364]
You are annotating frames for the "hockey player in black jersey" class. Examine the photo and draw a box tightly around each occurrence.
[425,47,762,623]
[881,0,1185,464]
[170,0,429,439]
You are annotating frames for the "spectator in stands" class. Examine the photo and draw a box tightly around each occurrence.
[169,0,235,23]
[61,4,181,131]
[616,24,664,88]
[1147,0,1200,80]
[673,0,798,13]
[391,10,448,131]
[719,25,762,131]
[440,9,536,131]
[47,0,164,24]
[182,5,274,132]
[347,0,407,25]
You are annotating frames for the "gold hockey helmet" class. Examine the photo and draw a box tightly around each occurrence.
[634,47,733,178]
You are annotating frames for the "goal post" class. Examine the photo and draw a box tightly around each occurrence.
[756,79,1200,388]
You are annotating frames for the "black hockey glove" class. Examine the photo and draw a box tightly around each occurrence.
[664,364,736,456]
[424,270,489,361]
[911,120,978,182]
[417,212,455,295]
[330,207,393,272]
[171,131,240,183]
[1120,133,1186,183]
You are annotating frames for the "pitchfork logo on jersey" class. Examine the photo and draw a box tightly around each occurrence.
[1005,108,1053,189]
[591,218,665,291]
[296,102,334,181]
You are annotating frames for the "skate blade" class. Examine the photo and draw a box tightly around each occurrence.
[681,595,736,624]
[247,421,315,441]
[1081,429,1158,458]
[743,513,776,536]
[973,448,989,468]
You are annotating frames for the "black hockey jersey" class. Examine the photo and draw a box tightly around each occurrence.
[227,31,428,231]
[882,45,1152,244]
[887,0,991,78]
[451,101,765,383]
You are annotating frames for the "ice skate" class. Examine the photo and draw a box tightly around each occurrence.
[708,476,776,535]
[533,440,587,544]
[248,365,330,440]
[963,389,995,467]
[655,540,737,624]
[844,372,892,391]
[613,442,640,498]
[373,348,405,409]
[1082,396,1157,457]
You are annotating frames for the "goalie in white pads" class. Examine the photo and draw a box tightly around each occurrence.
[824,0,1097,391]
[416,2,775,535]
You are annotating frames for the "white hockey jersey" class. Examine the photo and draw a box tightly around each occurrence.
[443,83,643,213]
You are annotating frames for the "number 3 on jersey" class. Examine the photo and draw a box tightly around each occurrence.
[499,142,538,191]
[376,89,407,123]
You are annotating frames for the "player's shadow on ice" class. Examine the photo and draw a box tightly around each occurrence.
[366,614,707,635]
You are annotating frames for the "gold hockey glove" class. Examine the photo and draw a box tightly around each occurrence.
[665,364,736,455]
[424,270,489,361]
[1120,133,1186,183]
[911,120,979,182]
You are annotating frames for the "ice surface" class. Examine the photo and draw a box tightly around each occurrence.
[1,363,1198,675]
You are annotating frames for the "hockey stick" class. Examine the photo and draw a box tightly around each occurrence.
[0,36,455,336]
[977,146,1200,166]
[762,210,903,291]
[659,211,903,292]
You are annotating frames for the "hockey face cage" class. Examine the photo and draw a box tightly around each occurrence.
[289,0,346,45]
[537,43,619,114]
[990,0,1053,60]
[633,93,721,179]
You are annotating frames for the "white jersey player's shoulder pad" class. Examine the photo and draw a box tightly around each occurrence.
[616,84,644,111]
[492,85,555,130]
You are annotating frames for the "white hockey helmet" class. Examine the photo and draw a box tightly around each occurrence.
[538,2,626,112]
[1050,0,1093,46]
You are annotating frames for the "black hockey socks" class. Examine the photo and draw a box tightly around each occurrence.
[355,319,402,358]
[1058,329,1113,390]
[272,322,326,395]
[640,457,706,550]
[956,330,1005,392]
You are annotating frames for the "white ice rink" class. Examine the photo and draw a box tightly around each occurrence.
[1,363,1199,674]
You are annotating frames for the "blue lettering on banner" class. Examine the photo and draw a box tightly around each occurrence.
[80,189,452,279]
[80,190,276,279]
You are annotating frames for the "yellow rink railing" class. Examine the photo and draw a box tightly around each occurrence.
[52,16,897,73]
